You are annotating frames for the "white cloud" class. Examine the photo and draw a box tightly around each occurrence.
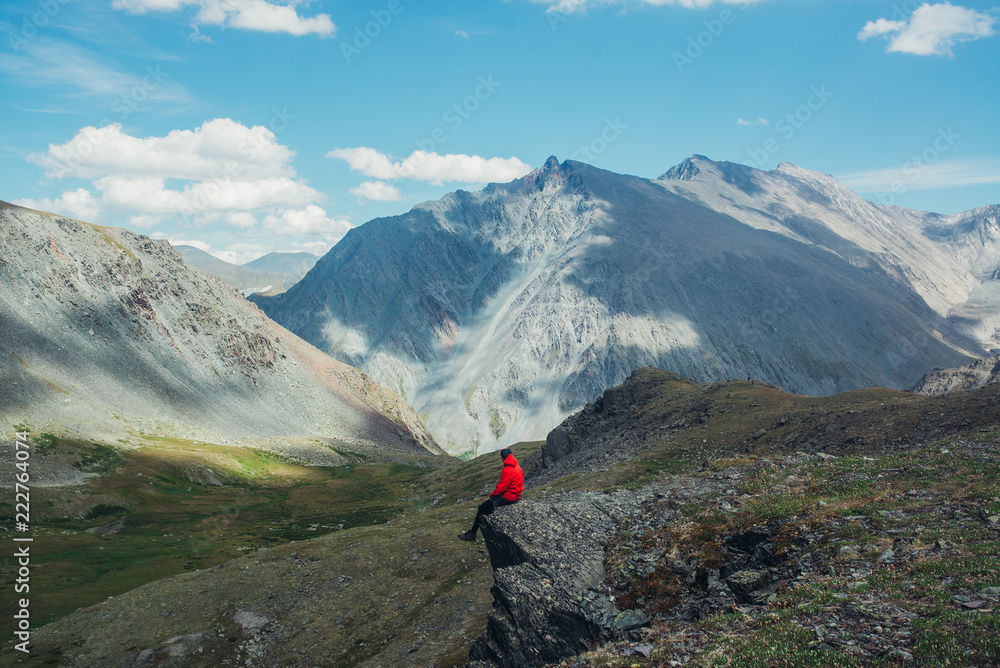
[533,0,763,12]
[349,180,403,203]
[28,119,294,180]
[25,119,340,247]
[112,0,335,37]
[225,212,258,229]
[858,3,996,56]
[456,30,470,38]
[93,175,320,215]
[262,205,353,243]
[737,117,768,126]
[837,158,1000,191]
[13,188,101,221]
[127,213,164,229]
[327,147,532,186]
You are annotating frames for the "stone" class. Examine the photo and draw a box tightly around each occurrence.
[978,587,1000,600]
[233,610,269,634]
[725,570,771,605]
[468,496,639,668]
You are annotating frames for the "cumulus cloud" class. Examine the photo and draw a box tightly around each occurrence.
[112,0,335,37]
[858,3,996,56]
[327,147,532,186]
[92,175,320,215]
[14,188,101,221]
[262,205,353,243]
[349,180,403,203]
[28,119,294,180]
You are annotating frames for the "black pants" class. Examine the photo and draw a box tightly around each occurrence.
[470,496,518,535]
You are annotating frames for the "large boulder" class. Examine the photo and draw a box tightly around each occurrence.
[467,494,648,668]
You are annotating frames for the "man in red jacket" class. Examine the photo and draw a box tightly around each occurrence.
[458,447,523,542]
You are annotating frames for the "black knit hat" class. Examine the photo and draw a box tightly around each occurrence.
[499,448,512,460]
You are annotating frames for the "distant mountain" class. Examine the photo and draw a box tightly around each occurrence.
[255,156,997,454]
[0,201,439,457]
[175,245,320,296]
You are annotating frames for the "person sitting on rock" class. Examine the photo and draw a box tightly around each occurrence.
[458,447,523,542]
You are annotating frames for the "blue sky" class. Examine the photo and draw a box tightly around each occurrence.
[2,0,998,262]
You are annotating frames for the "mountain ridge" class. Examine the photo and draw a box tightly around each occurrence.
[256,155,996,454]
[0,200,441,458]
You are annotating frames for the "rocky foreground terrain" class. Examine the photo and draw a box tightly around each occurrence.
[257,155,998,454]
[12,367,998,667]
[473,443,999,668]
[0,201,438,458]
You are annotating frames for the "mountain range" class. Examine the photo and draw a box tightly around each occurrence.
[0,201,439,459]
[255,155,999,454]
[174,245,320,297]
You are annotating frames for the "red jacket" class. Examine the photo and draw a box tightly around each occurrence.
[490,453,524,501]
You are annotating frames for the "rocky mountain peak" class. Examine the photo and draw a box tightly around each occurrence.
[658,154,710,181]
[519,154,573,191]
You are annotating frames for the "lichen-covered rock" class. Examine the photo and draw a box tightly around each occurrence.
[725,569,771,604]
[467,494,647,668]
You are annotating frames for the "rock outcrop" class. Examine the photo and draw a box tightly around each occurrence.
[539,369,696,479]
[467,494,650,668]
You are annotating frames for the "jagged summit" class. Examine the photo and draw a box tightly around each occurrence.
[514,154,578,192]
[658,154,710,181]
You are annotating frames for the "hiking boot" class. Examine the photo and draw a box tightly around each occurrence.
[457,531,476,542]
